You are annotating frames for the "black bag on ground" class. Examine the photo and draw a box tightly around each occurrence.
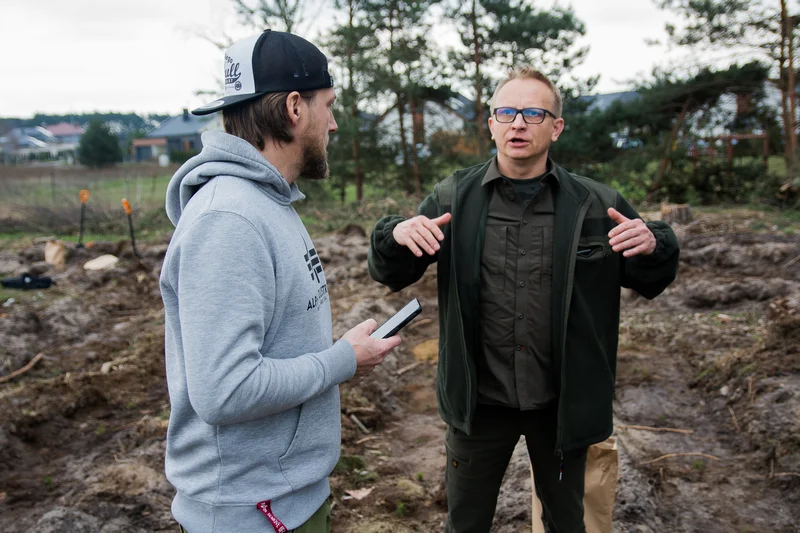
[1,273,54,290]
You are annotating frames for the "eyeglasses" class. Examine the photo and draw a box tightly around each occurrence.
[493,107,556,124]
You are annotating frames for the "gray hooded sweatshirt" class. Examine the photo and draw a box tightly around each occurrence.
[160,130,356,532]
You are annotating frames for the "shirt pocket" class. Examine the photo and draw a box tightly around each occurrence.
[483,225,507,275]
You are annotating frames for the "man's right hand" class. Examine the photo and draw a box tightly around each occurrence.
[392,213,452,257]
[342,319,403,376]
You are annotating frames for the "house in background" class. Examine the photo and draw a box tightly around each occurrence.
[133,109,222,162]
[0,126,69,164]
[375,92,477,150]
[44,122,84,145]
[0,123,84,164]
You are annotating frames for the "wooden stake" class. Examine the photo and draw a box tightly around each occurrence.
[0,353,44,384]
[639,452,720,466]
[396,362,421,376]
[783,254,800,269]
[727,405,741,433]
[350,414,371,435]
[617,424,694,435]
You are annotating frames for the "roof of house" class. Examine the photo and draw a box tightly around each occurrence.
[45,122,84,136]
[0,126,57,149]
[445,93,479,121]
[146,111,221,139]
[580,91,641,113]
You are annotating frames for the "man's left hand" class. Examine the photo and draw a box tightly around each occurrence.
[607,208,656,257]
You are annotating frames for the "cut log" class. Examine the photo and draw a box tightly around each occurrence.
[660,204,692,225]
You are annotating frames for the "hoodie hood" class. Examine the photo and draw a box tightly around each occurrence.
[165,130,304,226]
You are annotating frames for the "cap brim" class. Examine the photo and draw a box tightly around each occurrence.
[191,91,267,116]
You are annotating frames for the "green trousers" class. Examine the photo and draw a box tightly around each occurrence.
[444,404,588,533]
[178,498,331,533]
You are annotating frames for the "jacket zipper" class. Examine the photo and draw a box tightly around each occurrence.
[554,198,591,480]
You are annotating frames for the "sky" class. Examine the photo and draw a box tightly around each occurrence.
[1,0,708,118]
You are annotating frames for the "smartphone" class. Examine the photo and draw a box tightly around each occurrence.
[370,298,423,339]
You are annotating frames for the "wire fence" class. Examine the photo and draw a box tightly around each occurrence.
[0,164,180,236]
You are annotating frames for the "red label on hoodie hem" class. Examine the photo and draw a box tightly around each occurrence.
[256,500,288,533]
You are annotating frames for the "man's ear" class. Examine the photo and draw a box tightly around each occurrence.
[551,117,565,143]
[285,91,304,127]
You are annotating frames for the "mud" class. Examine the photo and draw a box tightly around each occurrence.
[0,209,798,532]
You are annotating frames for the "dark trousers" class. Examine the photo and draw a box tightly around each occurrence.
[444,404,587,533]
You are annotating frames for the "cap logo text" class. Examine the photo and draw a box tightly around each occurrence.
[224,54,242,88]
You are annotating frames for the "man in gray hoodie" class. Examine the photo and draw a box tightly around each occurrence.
[160,30,401,533]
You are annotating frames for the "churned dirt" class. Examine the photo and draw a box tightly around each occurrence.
[0,209,798,532]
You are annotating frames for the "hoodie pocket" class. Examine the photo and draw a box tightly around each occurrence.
[278,388,341,491]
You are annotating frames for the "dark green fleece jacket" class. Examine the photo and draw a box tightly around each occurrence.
[368,160,679,453]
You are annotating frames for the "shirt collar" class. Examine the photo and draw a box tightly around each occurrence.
[481,157,559,186]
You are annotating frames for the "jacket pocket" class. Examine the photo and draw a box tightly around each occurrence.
[574,237,615,286]
[576,237,610,261]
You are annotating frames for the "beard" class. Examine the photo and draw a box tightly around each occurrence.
[298,127,329,181]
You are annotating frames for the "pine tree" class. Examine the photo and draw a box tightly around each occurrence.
[324,0,379,202]
[656,0,798,169]
[77,120,121,169]
[446,0,591,158]
[364,0,441,195]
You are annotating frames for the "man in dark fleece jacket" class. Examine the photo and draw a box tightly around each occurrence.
[368,67,680,533]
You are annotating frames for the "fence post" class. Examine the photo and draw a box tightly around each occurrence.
[50,170,56,205]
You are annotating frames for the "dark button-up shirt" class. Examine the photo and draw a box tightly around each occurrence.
[477,158,558,409]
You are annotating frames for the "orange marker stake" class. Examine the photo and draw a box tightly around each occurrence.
[121,198,139,258]
[77,189,90,248]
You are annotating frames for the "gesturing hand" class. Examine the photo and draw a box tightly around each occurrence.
[607,208,656,257]
[392,213,452,257]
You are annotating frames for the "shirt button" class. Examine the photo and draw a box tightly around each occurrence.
[519,281,525,287]
[520,250,526,255]
[516,345,523,351]
[523,219,528,225]
[518,314,523,319]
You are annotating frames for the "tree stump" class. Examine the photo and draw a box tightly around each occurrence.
[660,204,692,225]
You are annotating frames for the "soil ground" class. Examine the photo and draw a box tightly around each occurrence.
[0,209,798,532]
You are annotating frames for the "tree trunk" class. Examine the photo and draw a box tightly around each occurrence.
[787,9,798,164]
[397,94,412,193]
[655,99,692,193]
[409,96,423,196]
[781,0,797,170]
[779,48,792,163]
[471,0,485,158]
[352,115,363,202]
[388,10,410,193]
[347,0,363,203]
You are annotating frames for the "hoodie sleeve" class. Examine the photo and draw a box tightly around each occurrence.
[169,210,356,426]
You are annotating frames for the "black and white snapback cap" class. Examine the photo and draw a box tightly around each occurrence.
[192,30,335,116]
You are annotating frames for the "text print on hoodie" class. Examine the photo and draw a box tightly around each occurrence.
[160,130,357,532]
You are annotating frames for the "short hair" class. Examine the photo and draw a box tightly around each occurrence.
[223,90,317,149]
[490,67,563,118]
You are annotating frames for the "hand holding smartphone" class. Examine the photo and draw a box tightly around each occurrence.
[370,298,422,339]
